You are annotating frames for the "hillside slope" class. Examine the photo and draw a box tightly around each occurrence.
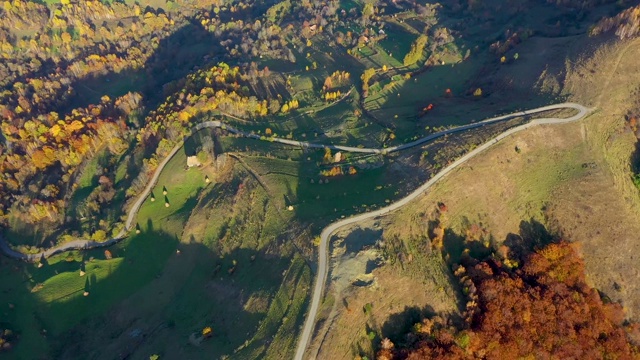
[310,34,640,360]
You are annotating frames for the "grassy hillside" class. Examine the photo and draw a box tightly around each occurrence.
[308,36,640,359]
[0,141,313,359]
[2,0,639,359]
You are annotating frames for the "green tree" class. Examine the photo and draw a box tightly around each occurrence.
[91,230,107,242]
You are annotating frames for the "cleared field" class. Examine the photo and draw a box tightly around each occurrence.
[238,152,401,223]
[364,57,478,126]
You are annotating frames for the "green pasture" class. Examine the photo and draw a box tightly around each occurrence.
[238,152,400,223]
[0,140,205,358]
[0,137,313,359]
[378,21,418,65]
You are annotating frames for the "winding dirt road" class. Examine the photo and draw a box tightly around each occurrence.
[293,102,593,360]
[0,104,593,356]
[0,103,591,261]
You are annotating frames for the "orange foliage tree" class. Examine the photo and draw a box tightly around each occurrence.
[381,242,640,359]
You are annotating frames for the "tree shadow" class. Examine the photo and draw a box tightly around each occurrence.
[442,228,465,264]
[365,258,383,274]
[17,226,298,360]
[39,254,49,267]
[342,227,383,255]
[83,276,90,293]
[438,218,555,266]
[64,20,226,115]
[504,218,556,262]
[184,127,219,159]
[380,305,436,346]
[625,111,640,184]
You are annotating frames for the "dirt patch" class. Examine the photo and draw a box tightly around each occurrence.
[311,262,458,360]
[308,220,458,360]
[330,223,383,294]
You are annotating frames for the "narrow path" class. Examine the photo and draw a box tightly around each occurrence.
[293,102,593,360]
[0,103,590,265]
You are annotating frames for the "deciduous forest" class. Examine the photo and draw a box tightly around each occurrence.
[377,241,640,359]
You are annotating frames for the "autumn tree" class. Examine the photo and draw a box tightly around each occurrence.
[361,68,376,95]
[381,241,640,359]
[403,35,428,66]
[322,147,333,164]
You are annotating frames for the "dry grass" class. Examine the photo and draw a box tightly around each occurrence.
[307,220,459,360]
[311,264,457,360]
[547,165,640,318]
[382,37,640,321]
[387,121,591,241]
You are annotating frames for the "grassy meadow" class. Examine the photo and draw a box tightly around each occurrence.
[3,1,631,359]
[0,131,313,359]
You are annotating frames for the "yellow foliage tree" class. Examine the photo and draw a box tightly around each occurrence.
[178,111,192,122]
[49,124,62,138]
[323,147,332,163]
[202,327,213,338]
[61,32,72,44]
